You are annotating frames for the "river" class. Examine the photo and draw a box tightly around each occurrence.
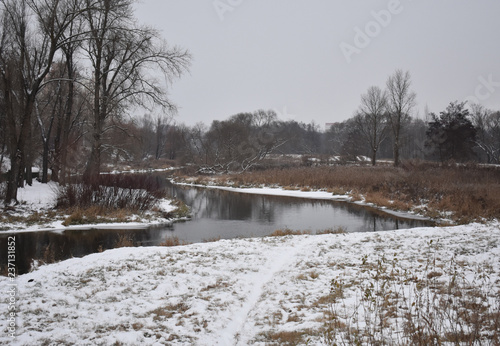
[0,182,434,275]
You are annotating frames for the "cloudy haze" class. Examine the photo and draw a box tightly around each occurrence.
[134,0,500,127]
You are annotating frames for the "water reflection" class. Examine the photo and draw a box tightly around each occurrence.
[0,228,175,276]
[0,183,434,275]
[168,185,428,238]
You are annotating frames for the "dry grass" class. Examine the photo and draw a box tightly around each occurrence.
[163,200,191,219]
[268,229,312,237]
[322,249,500,345]
[150,302,190,321]
[259,330,314,345]
[61,206,135,226]
[159,236,189,247]
[217,162,500,222]
[0,210,61,228]
[316,227,347,235]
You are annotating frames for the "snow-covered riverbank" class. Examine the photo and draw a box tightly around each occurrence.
[0,181,178,233]
[173,180,436,223]
[2,177,433,234]
[1,222,499,345]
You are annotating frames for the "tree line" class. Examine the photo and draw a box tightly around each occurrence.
[1,1,499,207]
[0,0,190,204]
[126,69,498,172]
[99,87,499,175]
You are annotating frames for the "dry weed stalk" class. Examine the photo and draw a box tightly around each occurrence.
[322,240,500,345]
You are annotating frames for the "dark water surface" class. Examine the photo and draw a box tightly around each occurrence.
[1,183,434,275]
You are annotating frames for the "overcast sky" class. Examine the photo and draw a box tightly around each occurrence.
[133,0,500,128]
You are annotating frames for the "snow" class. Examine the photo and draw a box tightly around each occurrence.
[16,181,58,209]
[1,181,178,233]
[1,222,499,345]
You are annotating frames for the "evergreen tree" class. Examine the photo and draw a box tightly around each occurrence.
[425,102,477,162]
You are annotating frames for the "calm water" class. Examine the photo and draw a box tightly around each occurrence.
[1,183,434,275]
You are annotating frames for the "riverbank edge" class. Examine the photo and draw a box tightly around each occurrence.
[170,178,446,225]
[0,181,190,234]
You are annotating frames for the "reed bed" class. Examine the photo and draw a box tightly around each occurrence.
[220,162,500,222]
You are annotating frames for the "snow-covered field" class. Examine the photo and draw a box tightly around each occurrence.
[1,222,499,345]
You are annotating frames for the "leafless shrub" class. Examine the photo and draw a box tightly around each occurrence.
[57,174,166,212]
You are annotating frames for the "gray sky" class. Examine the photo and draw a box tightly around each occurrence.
[134,0,500,128]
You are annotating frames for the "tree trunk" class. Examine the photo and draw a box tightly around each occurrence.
[84,129,102,184]
[59,55,75,185]
[393,136,400,167]
[42,140,50,183]
[5,153,21,205]
[4,96,35,204]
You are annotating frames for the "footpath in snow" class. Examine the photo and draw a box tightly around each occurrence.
[1,222,499,345]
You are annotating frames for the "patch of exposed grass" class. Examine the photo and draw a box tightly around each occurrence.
[151,302,190,321]
[1,210,61,227]
[61,206,135,226]
[159,236,189,247]
[258,329,314,345]
[164,200,191,219]
[268,229,311,237]
[316,226,347,235]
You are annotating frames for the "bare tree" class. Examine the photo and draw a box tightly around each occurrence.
[469,103,500,164]
[386,69,416,167]
[81,0,190,182]
[355,86,388,165]
[52,12,87,184]
[191,110,285,173]
[0,0,82,204]
[34,63,65,183]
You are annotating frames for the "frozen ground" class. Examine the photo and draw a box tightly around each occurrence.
[1,222,499,345]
